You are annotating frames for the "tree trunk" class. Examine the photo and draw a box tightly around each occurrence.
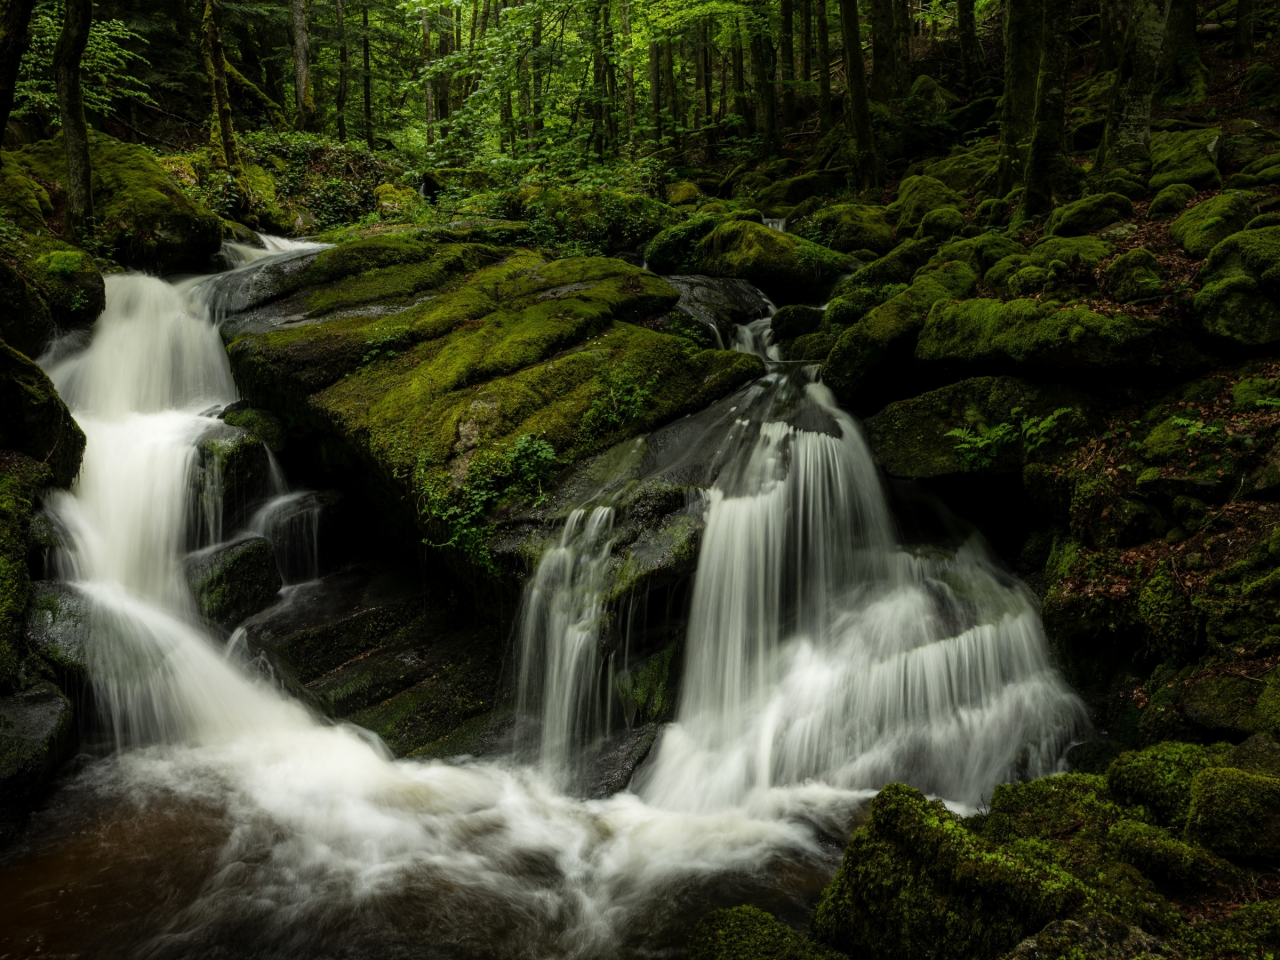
[0,0,37,139]
[336,0,348,140]
[957,0,979,85]
[363,4,373,149]
[54,0,93,235]
[291,0,314,130]
[869,0,896,99]
[1097,0,1172,172]
[1234,0,1255,57]
[1097,0,1127,73]
[437,5,452,131]
[649,40,664,141]
[815,0,833,131]
[201,0,243,176]
[732,26,752,136]
[703,20,716,158]
[749,29,776,157]
[620,0,633,139]
[532,12,545,137]
[892,0,911,93]
[802,0,812,85]
[839,0,878,188]
[780,0,796,126]
[422,10,434,144]
[664,35,680,151]
[995,0,1043,196]
[1156,0,1205,104]
[1021,0,1072,218]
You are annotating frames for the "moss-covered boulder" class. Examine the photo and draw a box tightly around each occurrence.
[924,232,1025,277]
[788,203,894,255]
[228,252,762,573]
[665,181,702,206]
[914,207,966,241]
[985,235,1115,299]
[921,142,1000,194]
[1106,741,1228,827]
[12,132,222,272]
[0,260,54,358]
[753,169,849,210]
[687,219,852,304]
[1105,248,1164,303]
[917,298,1196,376]
[1169,192,1255,259]
[185,536,282,628]
[1186,766,1280,859]
[865,376,1087,479]
[1194,225,1280,345]
[1108,819,1239,889]
[1,341,85,489]
[771,305,825,341]
[1046,193,1134,237]
[1147,183,1197,220]
[687,906,839,960]
[886,176,967,234]
[823,262,976,409]
[505,186,682,256]
[1148,128,1223,193]
[810,784,1086,960]
[839,237,938,289]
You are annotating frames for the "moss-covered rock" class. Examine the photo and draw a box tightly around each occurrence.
[1108,819,1238,889]
[1105,248,1164,303]
[689,219,852,304]
[914,207,966,242]
[0,453,54,689]
[754,169,849,210]
[771,304,825,341]
[1185,766,1280,859]
[985,235,1115,298]
[839,238,938,289]
[13,132,222,272]
[788,203,894,255]
[1169,192,1255,259]
[823,262,977,408]
[1148,129,1223,193]
[505,186,682,256]
[0,260,54,357]
[0,681,73,840]
[1195,225,1280,345]
[665,181,702,206]
[810,783,1086,960]
[921,142,1000,194]
[184,536,282,628]
[1046,193,1134,237]
[688,906,839,960]
[886,176,967,234]
[0,341,85,489]
[1147,183,1197,221]
[1106,741,1228,827]
[925,233,1025,278]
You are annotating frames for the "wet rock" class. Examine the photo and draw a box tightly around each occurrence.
[0,341,85,489]
[195,425,272,537]
[1169,191,1255,259]
[1045,193,1134,238]
[665,275,774,345]
[582,723,663,800]
[0,682,74,839]
[689,905,839,960]
[24,580,91,686]
[185,535,281,628]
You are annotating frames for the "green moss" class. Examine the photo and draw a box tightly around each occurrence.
[1232,375,1280,412]
[825,283,907,327]
[643,214,723,273]
[688,906,839,960]
[0,453,54,689]
[1106,741,1228,827]
[0,341,85,489]
[914,207,966,242]
[1046,193,1135,237]
[617,644,678,723]
[789,203,894,255]
[754,170,849,209]
[840,238,937,290]
[921,142,1000,194]
[1105,248,1165,303]
[0,151,54,234]
[1147,183,1197,221]
[222,407,286,451]
[1108,819,1237,889]
[886,176,967,233]
[0,260,53,357]
[1195,275,1280,346]
[692,219,851,304]
[985,236,1115,297]
[665,181,702,206]
[823,262,976,401]
[925,232,1024,277]
[186,537,281,626]
[506,185,683,256]
[1149,129,1223,193]
[1169,192,1255,259]
[810,783,1086,960]
[14,131,222,271]
[771,305,824,341]
[1186,766,1280,859]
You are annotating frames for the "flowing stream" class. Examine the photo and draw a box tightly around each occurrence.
[0,245,1086,959]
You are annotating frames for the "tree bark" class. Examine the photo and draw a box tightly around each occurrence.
[620,0,633,139]
[780,0,796,126]
[868,0,895,99]
[732,25,752,136]
[838,0,878,188]
[0,0,37,140]
[1156,0,1205,104]
[1021,0,1072,218]
[802,0,812,85]
[814,0,833,131]
[749,28,776,157]
[437,5,452,131]
[291,0,314,130]
[336,0,348,140]
[422,10,434,144]
[892,0,911,94]
[664,35,680,152]
[957,0,979,85]
[363,4,373,149]
[54,0,93,235]
[201,0,243,175]
[1097,0,1127,73]
[1234,0,1255,57]
[1097,0,1172,172]
[995,0,1043,196]
[649,40,664,141]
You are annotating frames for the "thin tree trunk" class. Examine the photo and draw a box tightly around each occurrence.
[649,40,664,141]
[1097,0,1172,172]
[437,4,452,130]
[780,0,796,126]
[815,0,833,131]
[54,0,92,235]
[422,10,434,144]
[869,0,895,99]
[996,0,1043,195]
[664,35,680,153]
[0,0,38,139]
[838,0,878,187]
[201,0,243,176]
[1022,0,1072,217]
[703,19,716,158]
[732,24,752,136]
[620,0,634,140]
[1156,0,1205,103]
[892,0,911,93]
[802,0,812,85]
[363,4,374,149]
[1097,0,1127,73]
[957,0,979,85]
[749,29,776,157]
[1234,0,1255,57]
[336,0,349,140]
[532,12,545,137]
[291,0,314,130]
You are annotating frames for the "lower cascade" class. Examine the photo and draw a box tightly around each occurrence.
[2,246,1086,958]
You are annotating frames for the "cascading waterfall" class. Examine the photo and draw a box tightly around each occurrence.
[4,245,1085,959]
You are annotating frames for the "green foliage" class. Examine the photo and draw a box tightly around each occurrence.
[582,362,660,437]
[945,421,1019,469]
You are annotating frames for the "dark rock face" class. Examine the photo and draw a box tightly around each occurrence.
[665,275,774,345]
[23,580,91,688]
[0,682,74,840]
[0,342,85,490]
[184,536,282,629]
